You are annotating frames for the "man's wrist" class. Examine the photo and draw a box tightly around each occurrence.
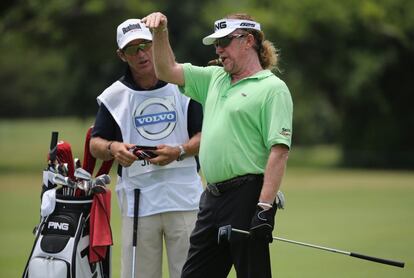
[107,141,115,158]
[153,26,168,33]
[176,145,186,161]
[257,202,273,210]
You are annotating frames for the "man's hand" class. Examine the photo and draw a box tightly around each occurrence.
[250,205,276,243]
[148,144,181,166]
[109,142,137,167]
[142,12,168,32]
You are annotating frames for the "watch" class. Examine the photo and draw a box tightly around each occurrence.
[177,145,186,161]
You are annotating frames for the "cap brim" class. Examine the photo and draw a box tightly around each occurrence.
[202,28,236,45]
[119,33,153,49]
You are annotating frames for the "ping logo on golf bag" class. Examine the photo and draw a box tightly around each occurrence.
[48,221,69,231]
[133,97,177,140]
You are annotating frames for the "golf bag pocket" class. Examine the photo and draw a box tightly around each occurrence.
[40,213,78,253]
[23,196,110,278]
[27,256,69,278]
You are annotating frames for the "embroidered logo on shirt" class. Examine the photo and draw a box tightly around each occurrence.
[280,128,291,137]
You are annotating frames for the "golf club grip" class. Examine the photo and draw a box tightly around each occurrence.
[132,188,140,247]
[49,131,59,161]
[350,252,405,268]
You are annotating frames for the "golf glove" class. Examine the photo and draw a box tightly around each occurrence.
[250,205,276,243]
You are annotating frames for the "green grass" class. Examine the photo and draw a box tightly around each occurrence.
[0,117,94,173]
[0,118,413,277]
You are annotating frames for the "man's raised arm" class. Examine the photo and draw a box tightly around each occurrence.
[142,12,185,86]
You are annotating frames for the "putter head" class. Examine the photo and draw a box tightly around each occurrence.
[217,225,232,244]
[276,190,286,209]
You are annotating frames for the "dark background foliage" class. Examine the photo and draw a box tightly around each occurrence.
[1,0,413,168]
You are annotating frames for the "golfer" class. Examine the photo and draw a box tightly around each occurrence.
[89,19,203,278]
[142,12,293,278]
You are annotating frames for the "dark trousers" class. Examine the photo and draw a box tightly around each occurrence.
[181,174,275,278]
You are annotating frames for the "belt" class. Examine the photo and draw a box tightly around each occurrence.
[206,174,262,197]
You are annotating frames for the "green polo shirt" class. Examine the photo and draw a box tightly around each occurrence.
[181,63,293,183]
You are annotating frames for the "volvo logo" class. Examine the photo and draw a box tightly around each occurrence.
[133,97,177,140]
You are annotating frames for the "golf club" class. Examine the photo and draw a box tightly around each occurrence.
[94,174,111,186]
[52,173,75,188]
[48,131,59,171]
[90,174,111,194]
[132,188,140,278]
[218,225,405,268]
[74,167,92,181]
[74,158,82,169]
[53,173,76,196]
[74,168,93,195]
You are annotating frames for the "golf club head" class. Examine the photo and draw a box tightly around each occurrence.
[218,225,232,244]
[52,173,67,186]
[91,185,106,194]
[276,190,286,209]
[54,163,68,176]
[94,174,111,186]
[61,163,69,175]
[53,174,75,188]
[74,168,92,181]
[74,158,82,169]
[76,180,87,191]
[82,180,90,193]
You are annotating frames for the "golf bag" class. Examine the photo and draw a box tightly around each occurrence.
[22,194,110,278]
[22,128,114,278]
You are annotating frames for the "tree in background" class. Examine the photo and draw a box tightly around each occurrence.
[264,0,414,168]
[1,0,413,168]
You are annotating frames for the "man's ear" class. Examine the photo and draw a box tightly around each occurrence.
[246,34,255,50]
[117,49,127,62]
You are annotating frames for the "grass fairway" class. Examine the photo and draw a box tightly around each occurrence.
[0,118,413,277]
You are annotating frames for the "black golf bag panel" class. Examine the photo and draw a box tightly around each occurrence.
[22,195,111,278]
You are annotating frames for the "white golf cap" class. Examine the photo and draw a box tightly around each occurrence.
[116,19,153,49]
[202,18,261,45]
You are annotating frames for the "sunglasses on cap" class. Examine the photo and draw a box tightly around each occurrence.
[214,34,246,48]
[122,41,152,55]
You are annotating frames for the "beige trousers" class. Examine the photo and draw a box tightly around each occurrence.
[120,198,197,278]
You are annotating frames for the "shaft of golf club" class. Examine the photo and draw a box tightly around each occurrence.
[232,228,404,268]
[49,131,58,162]
[132,188,141,278]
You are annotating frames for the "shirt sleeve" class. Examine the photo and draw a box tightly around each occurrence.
[261,84,293,150]
[180,63,218,105]
[91,104,122,142]
[187,99,203,137]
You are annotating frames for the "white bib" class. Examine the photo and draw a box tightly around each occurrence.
[97,81,203,217]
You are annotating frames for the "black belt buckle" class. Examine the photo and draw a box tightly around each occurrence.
[207,183,221,196]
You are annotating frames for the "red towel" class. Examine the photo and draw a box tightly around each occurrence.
[89,189,113,263]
